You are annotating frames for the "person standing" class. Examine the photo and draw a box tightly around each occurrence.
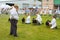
[49,9,52,15]
[44,9,47,15]
[9,5,19,37]
[25,8,30,15]
[0,8,1,14]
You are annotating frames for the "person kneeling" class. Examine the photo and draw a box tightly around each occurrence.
[32,18,37,25]
[46,20,51,26]
[25,14,31,24]
[36,14,42,25]
[22,17,25,23]
[49,16,57,29]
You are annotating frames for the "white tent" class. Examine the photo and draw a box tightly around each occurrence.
[0,4,12,14]
[0,4,11,9]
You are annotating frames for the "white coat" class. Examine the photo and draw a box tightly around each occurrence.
[44,10,46,14]
[10,6,19,20]
[36,14,42,24]
[25,16,30,23]
[49,18,57,29]
[0,8,1,14]
[49,10,52,14]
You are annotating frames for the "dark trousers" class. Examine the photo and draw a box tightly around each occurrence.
[32,19,40,25]
[10,19,18,36]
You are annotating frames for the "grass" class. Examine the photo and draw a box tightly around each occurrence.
[0,14,60,40]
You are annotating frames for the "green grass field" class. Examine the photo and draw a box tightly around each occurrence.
[0,14,60,40]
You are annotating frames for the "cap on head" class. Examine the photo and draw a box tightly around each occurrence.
[14,4,19,9]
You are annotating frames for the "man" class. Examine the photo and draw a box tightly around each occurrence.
[9,5,19,37]
[36,13,42,25]
[49,16,57,29]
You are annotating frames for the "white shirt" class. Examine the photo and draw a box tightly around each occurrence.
[36,14,42,24]
[44,10,46,14]
[25,16,30,23]
[0,8,1,14]
[50,18,56,29]
[49,10,52,14]
[10,7,19,20]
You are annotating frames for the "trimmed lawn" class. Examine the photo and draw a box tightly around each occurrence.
[0,14,60,40]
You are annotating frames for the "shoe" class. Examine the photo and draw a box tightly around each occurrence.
[55,27,58,29]
[14,35,18,37]
[10,33,13,35]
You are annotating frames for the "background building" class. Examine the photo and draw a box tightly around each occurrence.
[0,0,60,11]
[42,0,54,10]
[42,0,60,10]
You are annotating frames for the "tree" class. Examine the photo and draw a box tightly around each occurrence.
[38,0,42,1]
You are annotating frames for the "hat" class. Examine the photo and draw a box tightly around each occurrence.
[14,4,19,9]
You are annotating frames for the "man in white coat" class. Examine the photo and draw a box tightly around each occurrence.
[25,14,31,24]
[49,16,57,29]
[0,8,1,15]
[36,13,42,24]
[9,5,19,37]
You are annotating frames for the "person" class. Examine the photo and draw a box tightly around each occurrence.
[0,8,1,15]
[49,9,52,15]
[0,8,2,16]
[9,5,19,37]
[49,16,57,29]
[25,8,30,15]
[44,9,47,15]
[22,17,25,23]
[45,20,51,26]
[32,18,37,25]
[40,9,43,15]
[36,13,42,25]
[25,14,31,24]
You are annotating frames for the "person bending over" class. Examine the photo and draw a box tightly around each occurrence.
[36,13,42,25]
[45,20,51,26]
[32,18,37,25]
[22,17,25,23]
[25,14,31,24]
